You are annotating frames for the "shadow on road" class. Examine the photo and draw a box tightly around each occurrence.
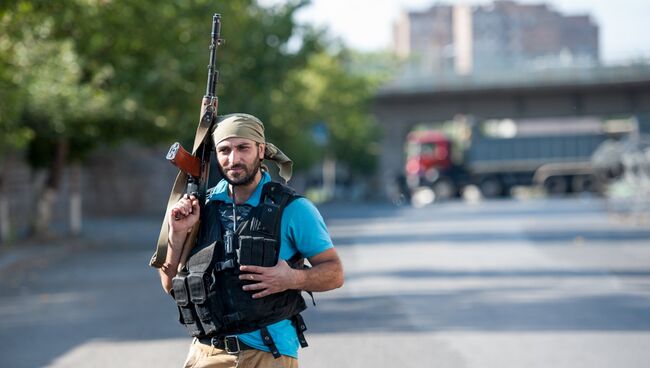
[331,228,650,246]
[305,287,650,334]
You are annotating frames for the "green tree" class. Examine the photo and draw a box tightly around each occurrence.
[0,14,32,242]
[0,0,325,236]
[269,49,388,175]
[0,0,386,236]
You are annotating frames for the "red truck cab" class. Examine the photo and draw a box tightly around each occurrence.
[405,130,453,178]
[403,130,462,200]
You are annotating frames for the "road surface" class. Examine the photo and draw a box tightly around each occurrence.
[1,197,649,367]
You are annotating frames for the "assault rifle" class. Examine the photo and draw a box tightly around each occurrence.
[150,13,223,269]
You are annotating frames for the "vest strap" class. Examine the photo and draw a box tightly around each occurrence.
[287,255,316,307]
[262,183,295,237]
[291,314,309,348]
[214,259,236,272]
[260,326,281,359]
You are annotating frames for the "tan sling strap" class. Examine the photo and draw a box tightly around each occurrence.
[151,14,223,269]
[150,97,216,269]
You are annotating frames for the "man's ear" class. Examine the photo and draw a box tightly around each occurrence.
[258,143,265,160]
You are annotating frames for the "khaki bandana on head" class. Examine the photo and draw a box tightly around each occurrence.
[212,113,293,182]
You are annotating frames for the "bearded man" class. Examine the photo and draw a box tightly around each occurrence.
[158,113,344,368]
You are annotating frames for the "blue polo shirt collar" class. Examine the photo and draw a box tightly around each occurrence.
[207,171,271,206]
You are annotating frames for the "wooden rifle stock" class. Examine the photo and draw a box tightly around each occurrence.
[166,142,201,178]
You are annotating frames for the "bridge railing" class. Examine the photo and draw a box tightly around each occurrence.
[380,62,650,95]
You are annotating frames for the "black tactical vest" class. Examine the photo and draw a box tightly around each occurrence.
[171,182,309,348]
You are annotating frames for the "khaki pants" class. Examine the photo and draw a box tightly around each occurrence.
[183,339,298,368]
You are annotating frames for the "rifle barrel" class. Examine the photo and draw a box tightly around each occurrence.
[206,13,221,97]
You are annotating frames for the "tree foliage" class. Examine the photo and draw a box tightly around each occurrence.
[269,49,384,173]
[0,0,385,195]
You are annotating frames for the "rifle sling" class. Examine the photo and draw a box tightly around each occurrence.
[150,100,216,269]
[151,171,186,268]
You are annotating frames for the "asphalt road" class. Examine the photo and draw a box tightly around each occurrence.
[1,197,649,368]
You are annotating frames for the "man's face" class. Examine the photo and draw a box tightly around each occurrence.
[216,137,265,186]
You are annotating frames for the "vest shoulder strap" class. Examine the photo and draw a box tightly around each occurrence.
[260,181,301,207]
[255,181,301,237]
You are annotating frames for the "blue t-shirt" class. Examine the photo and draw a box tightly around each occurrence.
[207,172,333,358]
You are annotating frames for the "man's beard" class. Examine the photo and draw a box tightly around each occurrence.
[219,160,261,186]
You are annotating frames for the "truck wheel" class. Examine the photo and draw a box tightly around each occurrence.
[543,176,568,195]
[433,177,456,200]
[571,175,597,193]
[479,177,503,198]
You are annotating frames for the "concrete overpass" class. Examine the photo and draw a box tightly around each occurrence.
[372,64,650,198]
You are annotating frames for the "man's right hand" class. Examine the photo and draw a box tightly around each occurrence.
[168,194,201,235]
[160,194,200,293]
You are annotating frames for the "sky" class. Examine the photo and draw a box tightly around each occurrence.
[261,0,650,64]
